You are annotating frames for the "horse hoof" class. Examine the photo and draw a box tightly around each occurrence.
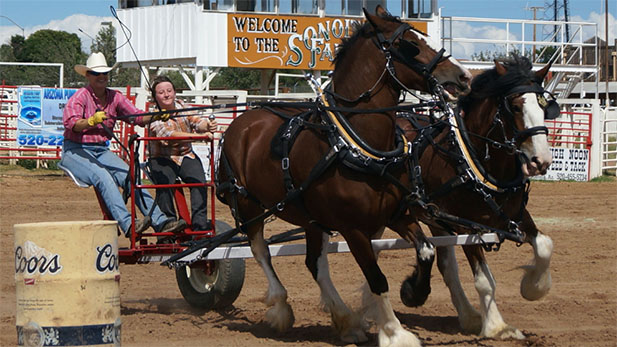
[520,267,552,301]
[331,309,368,343]
[265,301,295,332]
[340,329,368,344]
[400,274,430,307]
[483,324,525,340]
[378,325,422,347]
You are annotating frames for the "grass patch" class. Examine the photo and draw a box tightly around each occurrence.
[590,175,616,182]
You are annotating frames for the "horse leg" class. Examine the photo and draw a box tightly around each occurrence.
[345,229,421,347]
[305,227,367,343]
[519,209,553,301]
[397,222,435,307]
[247,218,294,332]
[428,226,482,333]
[463,245,524,339]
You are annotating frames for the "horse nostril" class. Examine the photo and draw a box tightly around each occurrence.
[531,156,540,166]
[459,72,472,89]
[532,156,550,173]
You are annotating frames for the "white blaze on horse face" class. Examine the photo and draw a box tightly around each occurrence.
[520,93,552,176]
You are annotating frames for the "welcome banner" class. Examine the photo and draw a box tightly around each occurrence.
[227,14,427,70]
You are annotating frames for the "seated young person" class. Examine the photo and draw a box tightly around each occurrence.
[148,76,217,232]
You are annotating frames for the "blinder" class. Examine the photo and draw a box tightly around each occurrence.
[538,92,560,120]
[505,84,560,120]
[398,40,420,60]
[373,22,444,78]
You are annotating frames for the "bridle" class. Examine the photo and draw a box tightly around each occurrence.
[326,21,449,105]
[497,83,559,144]
[451,81,558,193]
[373,23,448,82]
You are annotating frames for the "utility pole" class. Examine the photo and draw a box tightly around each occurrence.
[605,0,609,105]
[527,6,544,62]
[554,0,558,42]
[563,0,570,42]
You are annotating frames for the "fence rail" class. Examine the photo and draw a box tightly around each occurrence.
[0,84,614,178]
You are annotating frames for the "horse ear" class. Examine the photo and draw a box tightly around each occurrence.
[364,5,390,29]
[375,4,388,17]
[535,61,552,80]
[494,59,507,76]
[364,8,381,30]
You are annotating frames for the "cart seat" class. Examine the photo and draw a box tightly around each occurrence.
[57,160,90,188]
[58,159,112,220]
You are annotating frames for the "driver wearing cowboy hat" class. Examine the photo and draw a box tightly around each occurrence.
[60,52,187,237]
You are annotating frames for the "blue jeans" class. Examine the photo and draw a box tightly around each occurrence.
[61,140,172,235]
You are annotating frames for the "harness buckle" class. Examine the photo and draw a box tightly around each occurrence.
[282,157,290,170]
[333,137,346,153]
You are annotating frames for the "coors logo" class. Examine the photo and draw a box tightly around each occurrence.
[14,241,62,275]
[95,243,119,274]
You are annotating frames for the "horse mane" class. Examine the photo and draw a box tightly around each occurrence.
[459,54,540,112]
[334,12,403,67]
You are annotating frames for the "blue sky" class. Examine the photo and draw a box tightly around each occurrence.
[0,0,614,57]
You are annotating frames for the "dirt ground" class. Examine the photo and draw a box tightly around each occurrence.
[1,166,615,347]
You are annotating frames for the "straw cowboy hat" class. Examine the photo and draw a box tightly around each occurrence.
[74,52,117,76]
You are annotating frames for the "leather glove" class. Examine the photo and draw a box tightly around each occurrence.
[207,119,218,133]
[87,111,107,126]
[153,109,171,122]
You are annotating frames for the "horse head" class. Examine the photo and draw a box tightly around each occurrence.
[332,5,471,107]
[461,55,555,178]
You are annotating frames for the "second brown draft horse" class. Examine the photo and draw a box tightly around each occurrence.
[216,6,471,347]
[398,55,556,339]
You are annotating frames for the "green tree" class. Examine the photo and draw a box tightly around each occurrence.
[90,24,120,85]
[88,24,144,88]
[534,46,558,64]
[19,30,86,86]
[0,30,85,86]
[471,48,524,62]
[0,35,25,84]
[210,67,261,91]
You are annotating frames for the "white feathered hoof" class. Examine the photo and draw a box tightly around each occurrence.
[520,266,552,301]
[265,301,295,333]
[331,311,368,344]
[482,323,525,340]
[521,233,553,301]
[378,322,422,347]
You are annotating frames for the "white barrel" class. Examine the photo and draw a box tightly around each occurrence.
[14,221,121,347]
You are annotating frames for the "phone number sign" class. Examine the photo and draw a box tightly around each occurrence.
[17,87,76,147]
[534,147,589,182]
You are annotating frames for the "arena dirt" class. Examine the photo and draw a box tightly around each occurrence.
[1,167,615,346]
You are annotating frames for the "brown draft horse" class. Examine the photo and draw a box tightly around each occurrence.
[398,55,555,339]
[216,6,471,346]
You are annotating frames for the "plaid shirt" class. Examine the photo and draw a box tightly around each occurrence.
[148,101,209,166]
[63,86,144,143]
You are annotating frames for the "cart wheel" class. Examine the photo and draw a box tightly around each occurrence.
[175,221,245,310]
